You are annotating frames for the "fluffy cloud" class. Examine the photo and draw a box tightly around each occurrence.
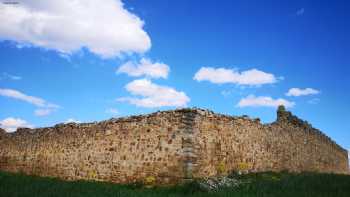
[0,88,59,116]
[286,88,320,97]
[117,58,169,79]
[0,117,33,132]
[0,0,151,58]
[237,95,295,108]
[118,79,190,108]
[194,67,278,86]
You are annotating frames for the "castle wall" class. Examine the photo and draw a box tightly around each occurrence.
[192,108,349,178]
[0,107,348,185]
[0,110,191,184]
[192,112,270,177]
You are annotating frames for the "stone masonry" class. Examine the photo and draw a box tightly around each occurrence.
[0,106,348,184]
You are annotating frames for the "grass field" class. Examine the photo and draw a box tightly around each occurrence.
[1,171,350,197]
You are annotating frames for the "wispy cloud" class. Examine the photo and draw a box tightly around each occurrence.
[34,108,56,117]
[296,8,305,16]
[118,79,190,108]
[0,117,34,132]
[0,88,47,107]
[0,88,60,116]
[237,95,295,108]
[0,72,21,80]
[286,88,320,97]
[194,67,279,86]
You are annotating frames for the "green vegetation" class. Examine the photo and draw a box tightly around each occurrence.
[1,171,350,197]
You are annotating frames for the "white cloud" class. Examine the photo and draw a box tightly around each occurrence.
[0,117,34,132]
[194,67,278,86]
[117,58,170,79]
[0,88,59,116]
[0,0,151,58]
[118,79,190,108]
[0,72,21,80]
[286,88,320,97]
[105,108,119,114]
[64,118,81,124]
[0,88,46,106]
[237,95,295,108]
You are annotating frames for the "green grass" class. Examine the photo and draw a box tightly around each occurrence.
[1,171,350,197]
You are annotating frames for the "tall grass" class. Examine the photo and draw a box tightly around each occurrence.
[0,171,349,197]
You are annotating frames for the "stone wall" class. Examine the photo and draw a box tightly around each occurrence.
[192,106,349,178]
[0,109,193,184]
[0,107,348,184]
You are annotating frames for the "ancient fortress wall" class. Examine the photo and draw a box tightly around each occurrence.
[191,107,349,179]
[0,110,192,184]
[0,107,348,184]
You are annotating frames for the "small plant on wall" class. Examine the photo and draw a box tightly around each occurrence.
[88,170,97,179]
[144,176,156,188]
[237,162,251,175]
[217,161,226,175]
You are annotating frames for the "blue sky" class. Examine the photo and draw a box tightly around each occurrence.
[0,0,349,151]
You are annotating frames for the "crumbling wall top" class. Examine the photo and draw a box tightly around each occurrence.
[276,105,347,154]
